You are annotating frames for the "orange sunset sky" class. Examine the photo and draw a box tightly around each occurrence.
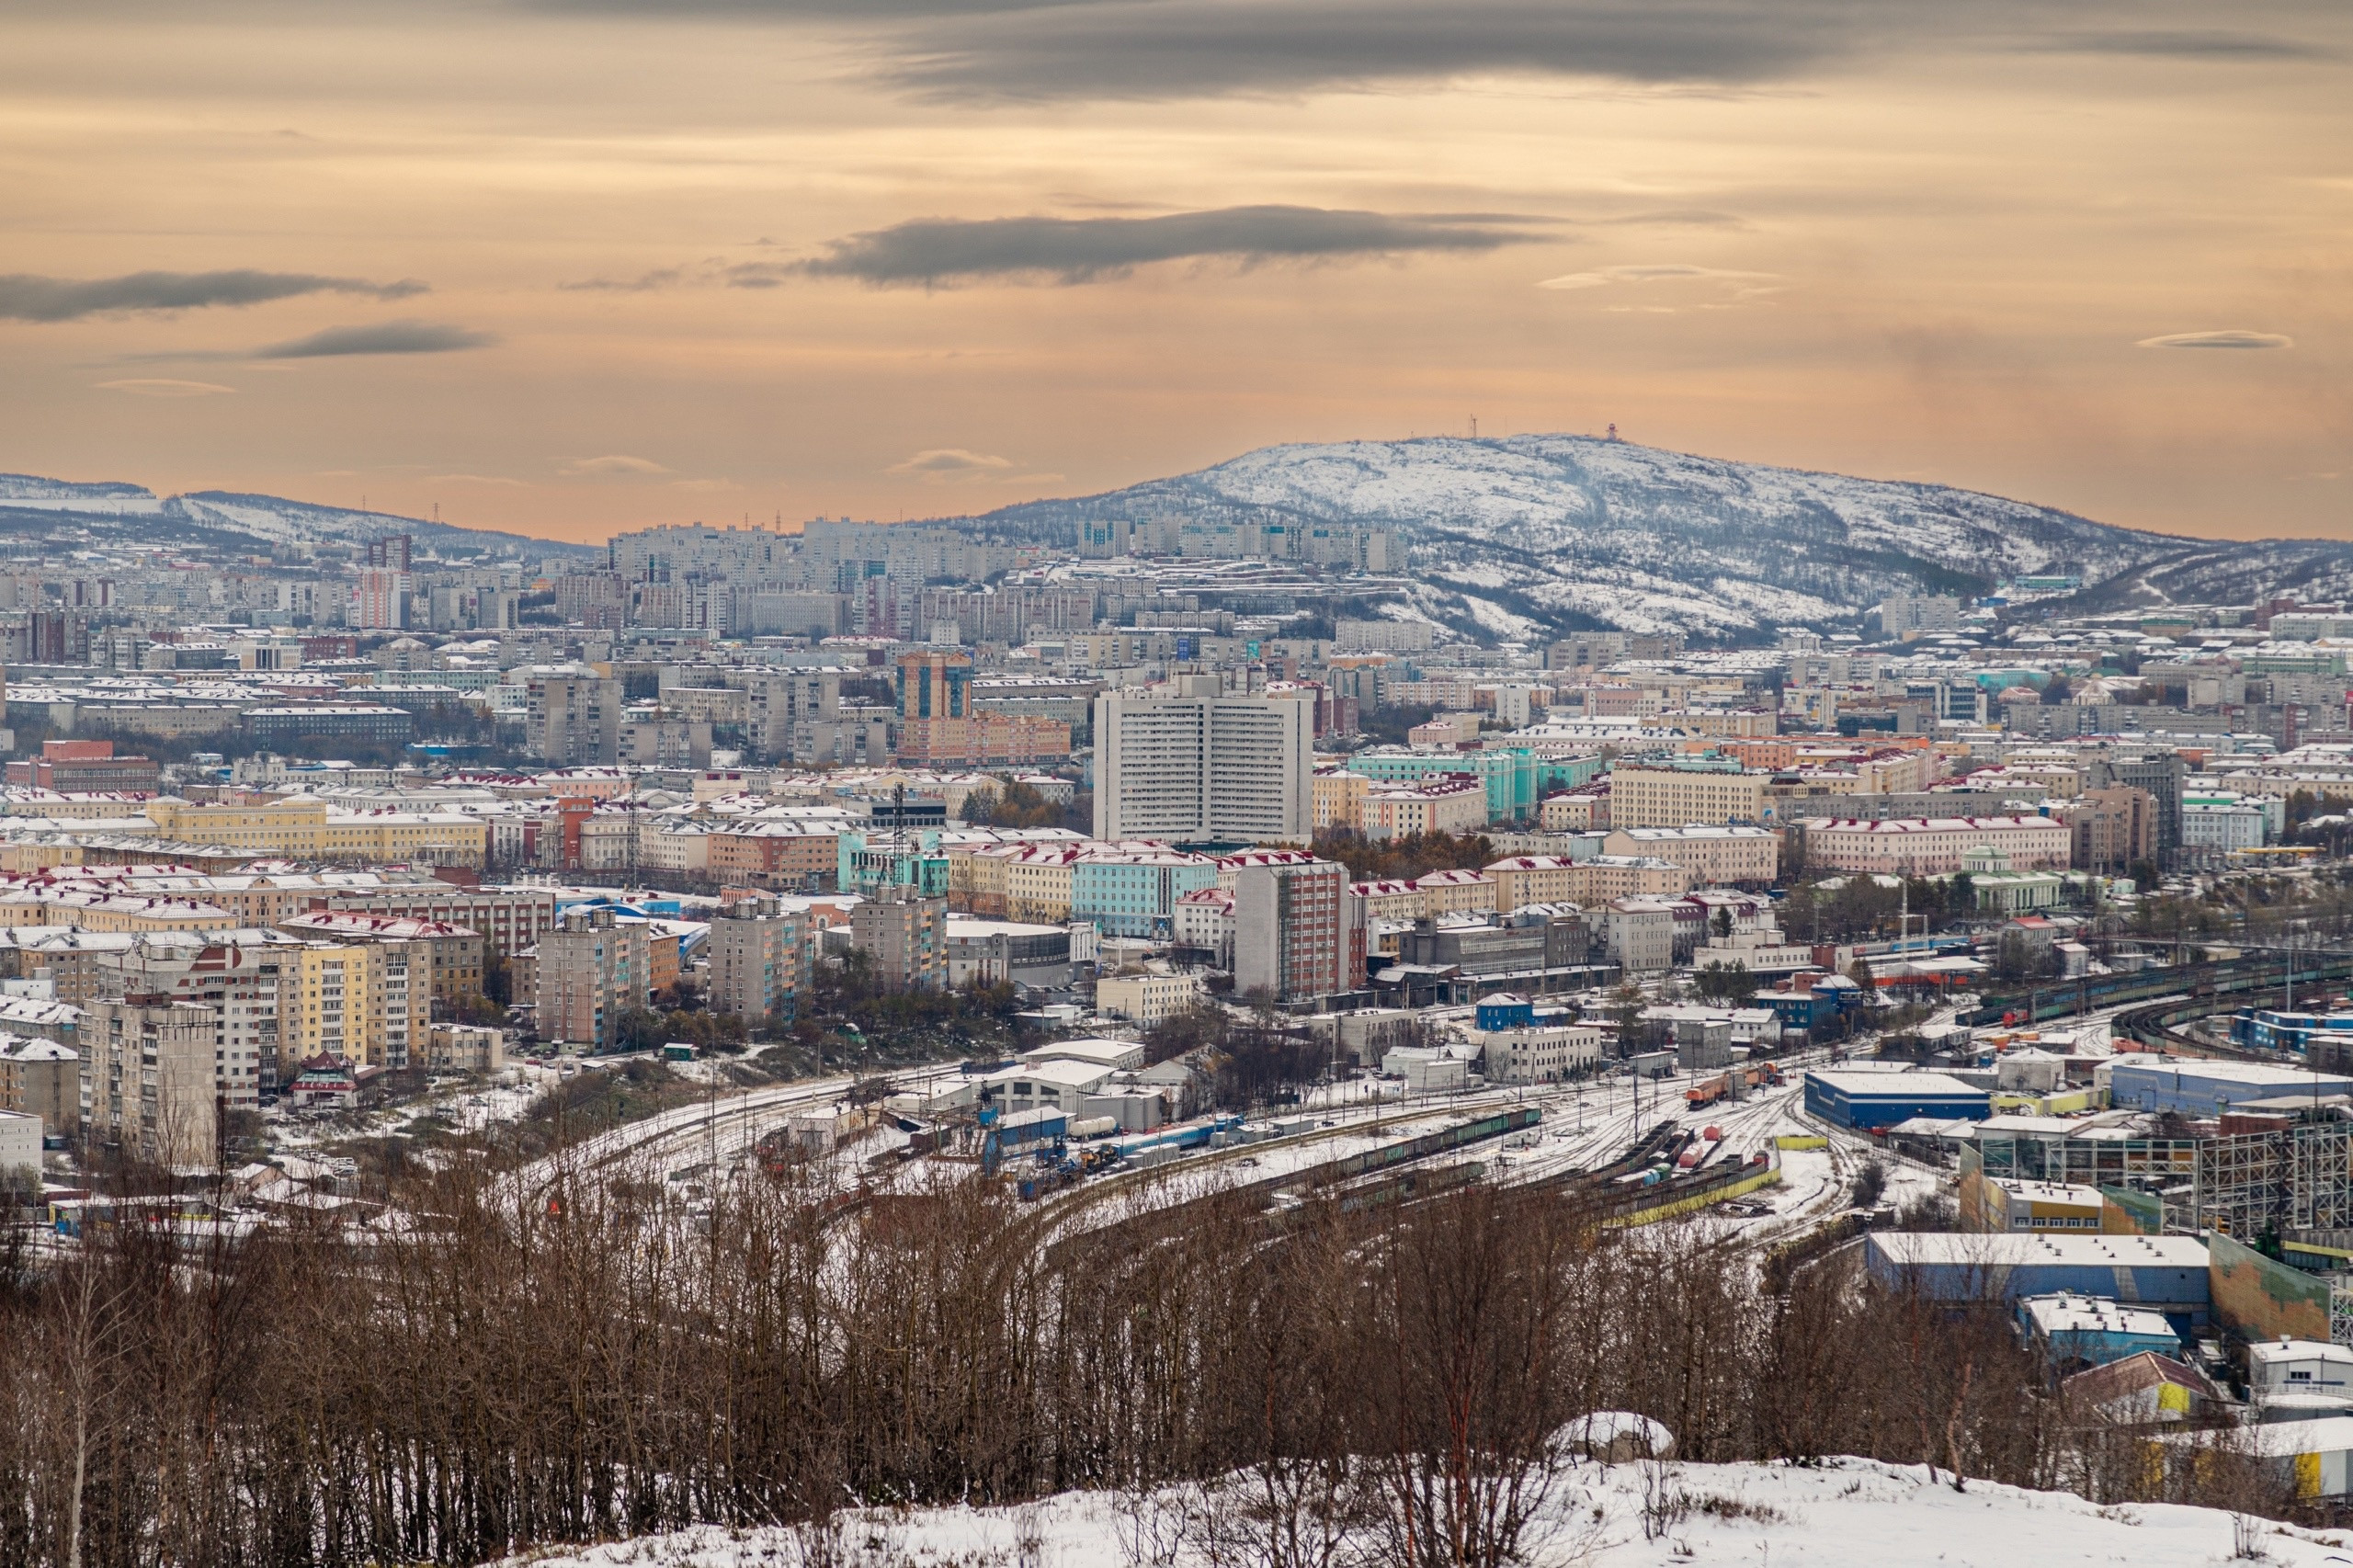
[3,0,2347,546]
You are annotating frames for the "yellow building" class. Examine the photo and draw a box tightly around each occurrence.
[1599,826,1779,886]
[0,889,236,932]
[945,840,1025,915]
[1312,768,1371,833]
[1563,856,1694,902]
[1414,869,1498,917]
[1606,765,1768,829]
[272,940,427,1074]
[145,798,486,868]
[1484,856,1579,911]
[1004,846,1081,925]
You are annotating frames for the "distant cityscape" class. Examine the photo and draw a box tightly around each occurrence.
[9,500,2353,1524]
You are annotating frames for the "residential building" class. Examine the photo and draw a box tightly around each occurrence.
[1094,683,1314,845]
[1877,595,1963,636]
[143,797,488,868]
[1795,814,2073,876]
[275,912,483,1006]
[1415,868,1499,917]
[1312,767,1371,833]
[100,935,290,1099]
[245,706,415,750]
[1599,824,1779,886]
[1606,762,1768,828]
[1233,857,1345,1002]
[0,1108,36,1183]
[851,885,949,991]
[1606,899,1678,974]
[527,670,621,767]
[4,739,159,794]
[1362,777,1487,839]
[1540,781,1608,831]
[534,907,651,1051]
[81,996,217,1166]
[1485,856,1578,911]
[1172,886,1234,967]
[1097,971,1199,1027]
[0,1037,77,1132]
[894,647,1076,766]
[313,883,560,956]
[708,896,806,1024]
[1565,856,1693,903]
[2060,786,2156,874]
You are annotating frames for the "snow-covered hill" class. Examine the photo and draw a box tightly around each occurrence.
[0,474,590,559]
[506,1457,2347,1568]
[968,436,2319,642]
[0,473,166,515]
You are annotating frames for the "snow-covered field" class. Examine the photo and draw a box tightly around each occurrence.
[506,1457,2353,1568]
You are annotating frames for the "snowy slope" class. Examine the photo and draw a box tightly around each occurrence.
[0,473,165,515]
[967,436,2279,642]
[508,1456,2350,1568]
[0,474,590,557]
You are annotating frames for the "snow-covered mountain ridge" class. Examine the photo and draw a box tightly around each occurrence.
[965,436,2344,642]
[0,472,588,558]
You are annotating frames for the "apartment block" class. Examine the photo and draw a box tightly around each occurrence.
[527,670,621,767]
[1606,764,1768,828]
[81,997,218,1166]
[850,885,948,991]
[534,907,652,1051]
[1599,825,1779,886]
[1233,858,1346,1002]
[708,897,806,1024]
[0,1038,78,1133]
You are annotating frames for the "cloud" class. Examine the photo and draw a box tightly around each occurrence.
[95,378,236,398]
[0,269,426,323]
[560,267,687,292]
[799,205,1539,286]
[537,0,1089,14]
[1537,263,1775,290]
[2136,329,2294,349]
[563,454,673,476]
[891,448,1017,479]
[723,262,796,289]
[529,0,2342,103]
[878,0,1861,102]
[2048,28,2334,61]
[255,320,498,358]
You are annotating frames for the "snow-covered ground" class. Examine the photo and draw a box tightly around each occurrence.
[505,1456,2353,1568]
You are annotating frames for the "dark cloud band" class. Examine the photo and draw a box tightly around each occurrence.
[530,0,2340,104]
[796,204,1540,285]
[255,320,499,358]
[0,269,426,323]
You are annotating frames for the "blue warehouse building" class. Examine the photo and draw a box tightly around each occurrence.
[1868,1233,2212,1327]
[2106,1060,2353,1118]
[1804,1069,1991,1132]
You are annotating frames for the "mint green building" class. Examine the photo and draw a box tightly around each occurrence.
[1343,748,1605,824]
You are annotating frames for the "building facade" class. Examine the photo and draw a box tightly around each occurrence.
[1233,858,1346,1002]
[81,997,218,1166]
[1094,684,1313,845]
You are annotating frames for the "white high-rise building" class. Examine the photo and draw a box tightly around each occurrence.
[1875,595,1962,637]
[1093,681,1313,845]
